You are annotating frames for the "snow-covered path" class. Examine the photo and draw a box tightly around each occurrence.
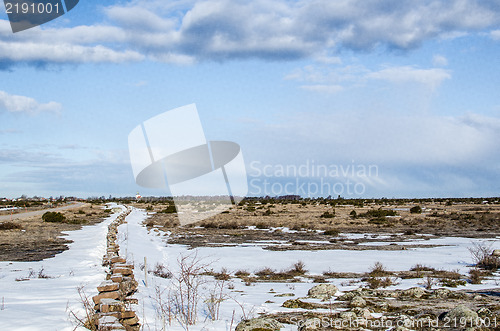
[0,205,126,331]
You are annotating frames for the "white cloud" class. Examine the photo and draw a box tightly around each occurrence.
[432,54,448,66]
[491,30,500,40]
[0,91,62,115]
[367,66,451,90]
[300,84,343,94]
[286,63,451,92]
[2,0,500,65]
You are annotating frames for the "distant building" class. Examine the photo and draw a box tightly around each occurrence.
[136,192,142,200]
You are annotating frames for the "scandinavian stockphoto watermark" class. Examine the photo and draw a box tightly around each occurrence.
[128,104,248,224]
[4,0,79,33]
[248,160,379,197]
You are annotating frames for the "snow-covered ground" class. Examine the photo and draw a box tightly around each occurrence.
[0,205,499,330]
[0,204,126,331]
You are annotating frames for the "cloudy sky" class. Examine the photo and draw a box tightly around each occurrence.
[0,0,499,199]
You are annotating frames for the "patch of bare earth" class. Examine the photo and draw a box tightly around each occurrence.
[0,204,111,261]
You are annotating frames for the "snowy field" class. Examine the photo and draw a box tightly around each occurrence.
[0,205,499,330]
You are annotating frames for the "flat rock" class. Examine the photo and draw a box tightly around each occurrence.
[236,317,283,331]
[93,291,120,304]
[98,281,120,293]
[112,267,133,276]
[350,295,366,308]
[446,304,478,321]
[307,283,338,300]
[298,317,322,331]
[100,298,125,313]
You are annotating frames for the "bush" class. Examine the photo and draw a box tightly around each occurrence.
[360,209,397,218]
[365,276,396,289]
[42,212,66,223]
[320,211,335,218]
[368,217,388,225]
[469,268,486,284]
[289,261,308,275]
[368,262,391,277]
[323,229,340,236]
[0,221,22,230]
[410,206,422,214]
[350,210,357,218]
[469,242,500,271]
[160,205,177,214]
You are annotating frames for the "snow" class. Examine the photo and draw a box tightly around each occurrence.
[0,204,126,331]
[1,205,499,330]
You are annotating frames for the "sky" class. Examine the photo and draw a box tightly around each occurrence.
[0,0,499,199]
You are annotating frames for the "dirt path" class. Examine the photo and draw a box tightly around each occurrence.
[0,202,85,222]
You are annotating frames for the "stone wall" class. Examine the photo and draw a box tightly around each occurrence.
[92,207,140,331]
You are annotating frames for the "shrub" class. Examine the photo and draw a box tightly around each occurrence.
[323,229,339,236]
[469,268,489,284]
[255,267,276,277]
[234,270,250,277]
[160,205,177,214]
[263,209,273,216]
[151,263,172,279]
[410,206,422,214]
[350,210,357,218]
[320,211,335,218]
[368,262,391,277]
[368,217,388,225]
[360,209,397,218]
[42,212,66,223]
[0,222,22,230]
[289,261,308,275]
[364,276,397,289]
[255,222,268,229]
[468,242,500,270]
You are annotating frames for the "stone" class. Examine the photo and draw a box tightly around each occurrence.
[352,307,372,319]
[120,279,139,296]
[120,311,136,319]
[446,304,478,321]
[432,288,451,298]
[111,274,123,283]
[98,281,120,293]
[93,291,120,304]
[124,298,139,305]
[120,315,139,325]
[395,314,413,328]
[349,295,366,308]
[298,318,322,331]
[114,263,134,270]
[477,307,491,316]
[307,283,338,300]
[98,315,124,330]
[100,298,125,313]
[282,299,318,309]
[338,292,356,301]
[112,267,133,276]
[235,317,283,331]
[340,311,357,320]
[492,249,500,256]
[401,287,426,298]
[111,256,127,264]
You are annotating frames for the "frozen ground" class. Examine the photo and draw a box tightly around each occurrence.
[0,205,499,330]
[0,204,126,331]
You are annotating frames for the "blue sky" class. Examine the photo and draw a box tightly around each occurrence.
[0,0,499,199]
